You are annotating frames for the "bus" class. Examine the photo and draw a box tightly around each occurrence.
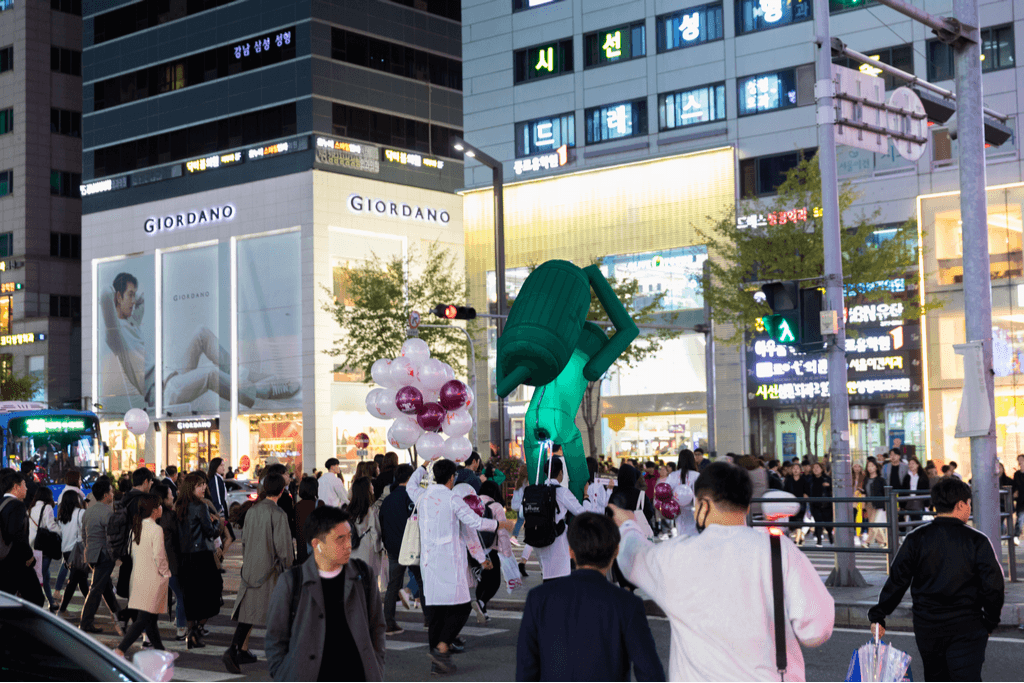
[0,402,104,497]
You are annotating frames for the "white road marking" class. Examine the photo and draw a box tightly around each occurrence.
[171,667,244,681]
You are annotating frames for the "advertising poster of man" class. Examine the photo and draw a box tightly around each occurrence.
[97,255,156,413]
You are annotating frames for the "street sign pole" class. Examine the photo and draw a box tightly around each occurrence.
[813,0,865,587]
[952,0,1000,563]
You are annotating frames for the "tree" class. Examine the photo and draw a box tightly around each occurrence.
[323,243,473,381]
[698,154,928,461]
[578,262,682,459]
[0,367,39,401]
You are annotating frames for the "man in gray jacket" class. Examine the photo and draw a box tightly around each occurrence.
[265,505,386,682]
[79,479,122,634]
[223,474,293,674]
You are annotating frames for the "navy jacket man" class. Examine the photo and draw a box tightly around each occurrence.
[516,512,664,682]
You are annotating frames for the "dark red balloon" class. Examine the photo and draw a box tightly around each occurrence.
[395,385,424,415]
[654,482,673,501]
[439,380,468,412]
[463,494,484,516]
[660,499,681,520]
[416,402,446,432]
[355,432,370,449]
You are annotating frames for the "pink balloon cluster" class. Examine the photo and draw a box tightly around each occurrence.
[364,339,476,461]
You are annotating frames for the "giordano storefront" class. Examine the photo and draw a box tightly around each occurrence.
[84,162,463,478]
[920,181,1024,480]
[463,148,737,461]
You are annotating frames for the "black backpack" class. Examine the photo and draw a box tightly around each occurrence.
[478,503,496,549]
[522,483,563,548]
[107,501,131,560]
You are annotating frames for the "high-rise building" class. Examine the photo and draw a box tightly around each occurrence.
[80,0,464,476]
[460,0,1021,472]
[0,0,84,408]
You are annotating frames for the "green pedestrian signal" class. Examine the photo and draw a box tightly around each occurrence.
[763,313,799,344]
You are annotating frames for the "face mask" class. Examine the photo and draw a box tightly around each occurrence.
[695,500,710,534]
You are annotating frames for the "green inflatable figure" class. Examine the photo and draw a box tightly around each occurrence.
[496,260,638,501]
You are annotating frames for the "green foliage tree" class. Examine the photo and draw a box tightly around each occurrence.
[0,367,39,401]
[323,243,473,381]
[698,154,928,459]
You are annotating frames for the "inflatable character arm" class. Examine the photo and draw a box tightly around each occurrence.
[581,264,639,381]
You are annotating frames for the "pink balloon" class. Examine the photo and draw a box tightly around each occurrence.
[654,482,673,501]
[395,385,424,415]
[416,402,446,432]
[463,494,484,516]
[660,499,681,520]
[439,380,468,411]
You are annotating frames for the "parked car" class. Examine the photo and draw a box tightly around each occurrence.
[225,478,259,517]
[0,591,173,681]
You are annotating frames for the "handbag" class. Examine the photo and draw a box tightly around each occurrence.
[67,539,88,573]
[398,501,421,566]
[32,507,62,560]
[632,492,655,539]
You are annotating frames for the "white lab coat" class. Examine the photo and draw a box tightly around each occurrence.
[407,467,497,605]
[534,478,607,580]
[617,521,834,682]
[318,471,349,508]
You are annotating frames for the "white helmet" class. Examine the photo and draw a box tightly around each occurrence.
[761,490,800,520]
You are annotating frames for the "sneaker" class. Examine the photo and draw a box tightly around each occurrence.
[399,588,412,610]
[816,542,823,548]
[429,648,457,674]
[200,625,211,637]
[176,627,189,641]
[80,623,103,634]
[254,379,300,401]
[509,537,522,547]
[386,625,405,636]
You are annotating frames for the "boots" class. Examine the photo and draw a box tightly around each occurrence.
[429,648,457,674]
[222,644,241,674]
[186,626,206,649]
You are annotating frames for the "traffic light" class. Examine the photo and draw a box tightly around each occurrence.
[913,87,1013,147]
[431,304,477,320]
[760,281,825,350]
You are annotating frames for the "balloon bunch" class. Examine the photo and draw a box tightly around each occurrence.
[653,482,680,520]
[364,338,476,462]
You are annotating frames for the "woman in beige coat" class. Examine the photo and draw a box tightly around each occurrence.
[114,493,171,657]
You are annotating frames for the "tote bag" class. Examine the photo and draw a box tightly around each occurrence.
[398,501,421,566]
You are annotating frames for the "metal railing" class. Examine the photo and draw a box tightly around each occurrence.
[746,486,1018,582]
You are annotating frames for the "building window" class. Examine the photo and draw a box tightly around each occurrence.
[514,39,573,84]
[0,298,10,335]
[93,0,242,45]
[49,171,81,198]
[50,47,81,76]
[0,109,11,135]
[736,0,812,35]
[0,233,12,258]
[740,149,816,197]
[28,355,45,403]
[93,28,296,111]
[50,232,80,259]
[330,28,461,91]
[659,83,726,130]
[585,99,648,144]
[51,0,81,15]
[657,4,725,52]
[737,68,803,116]
[928,24,1015,80]
[50,108,80,137]
[513,0,565,10]
[0,170,13,197]
[384,0,460,21]
[93,102,297,176]
[0,1,12,12]
[833,45,913,91]
[0,47,12,74]
[331,102,461,157]
[49,295,81,318]
[515,112,575,157]
[584,22,645,68]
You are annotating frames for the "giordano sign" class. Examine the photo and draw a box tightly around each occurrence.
[144,204,236,234]
[347,193,451,224]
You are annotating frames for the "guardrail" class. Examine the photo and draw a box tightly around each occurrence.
[746,486,1018,582]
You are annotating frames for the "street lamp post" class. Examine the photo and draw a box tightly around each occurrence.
[454,137,507,460]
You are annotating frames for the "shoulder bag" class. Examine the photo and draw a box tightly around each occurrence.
[770,533,787,681]
[398,500,421,566]
[32,506,62,560]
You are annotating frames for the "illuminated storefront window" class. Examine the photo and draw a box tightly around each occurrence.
[0,295,9,334]
[166,419,219,474]
[105,421,146,474]
[737,69,799,116]
[249,413,301,474]
[601,413,709,461]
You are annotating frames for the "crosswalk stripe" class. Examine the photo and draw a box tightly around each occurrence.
[171,667,244,681]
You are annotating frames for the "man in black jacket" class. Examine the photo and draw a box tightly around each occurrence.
[0,470,45,606]
[517,512,664,681]
[869,477,1004,681]
[379,464,415,635]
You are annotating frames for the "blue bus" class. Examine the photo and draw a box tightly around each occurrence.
[0,402,104,497]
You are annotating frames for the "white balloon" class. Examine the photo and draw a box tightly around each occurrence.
[376,388,401,419]
[401,338,431,362]
[415,432,446,460]
[370,359,394,387]
[387,416,423,449]
[365,388,387,418]
[389,357,417,387]
[423,389,440,404]
[442,436,473,462]
[440,363,456,381]
[761,490,800,521]
[417,358,449,392]
[441,409,473,438]
[124,408,150,436]
[673,484,694,508]
[463,386,476,411]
